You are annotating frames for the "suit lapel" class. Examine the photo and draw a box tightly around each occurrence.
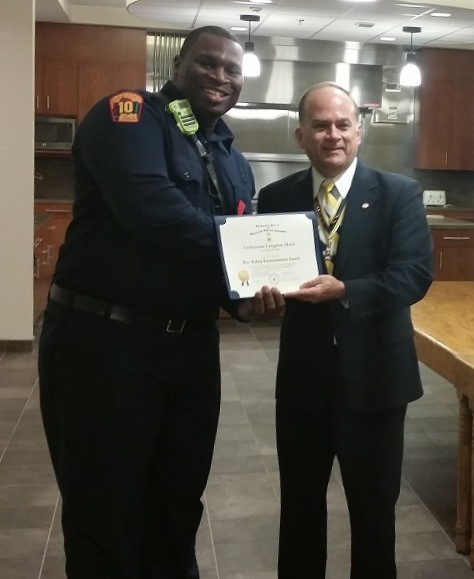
[292,168,314,211]
[335,162,380,273]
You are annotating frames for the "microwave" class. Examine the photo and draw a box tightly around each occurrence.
[35,116,76,151]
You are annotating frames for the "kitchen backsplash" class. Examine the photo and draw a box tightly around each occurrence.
[34,154,474,208]
[414,169,474,208]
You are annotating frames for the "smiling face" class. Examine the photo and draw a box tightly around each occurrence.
[173,32,243,127]
[295,85,361,178]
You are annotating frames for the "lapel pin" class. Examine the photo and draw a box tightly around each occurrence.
[361,202,370,209]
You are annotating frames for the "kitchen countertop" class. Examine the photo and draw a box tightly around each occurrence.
[426,215,474,229]
[426,206,474,212]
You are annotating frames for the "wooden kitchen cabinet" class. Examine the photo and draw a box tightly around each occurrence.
[35,58,78,116]
[36,23,146,122]
[416,49,474,170]
[34,202,73,266]
[77,61,145,121]
[431,229,474,281]
[33,202,73,320]
[34,218,55,321]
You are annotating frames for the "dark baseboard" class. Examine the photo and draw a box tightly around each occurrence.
[0,340,34,353]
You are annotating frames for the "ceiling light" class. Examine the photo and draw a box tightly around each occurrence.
[431,12,451,17]
[400,26,421,87]
[380,37,396,41]
[240,14,261,78]
[232,1,273,5]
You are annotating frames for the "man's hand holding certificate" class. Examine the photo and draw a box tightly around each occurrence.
[215,212,320,299]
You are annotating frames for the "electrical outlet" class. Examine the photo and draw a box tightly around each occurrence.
[423,190,446,206]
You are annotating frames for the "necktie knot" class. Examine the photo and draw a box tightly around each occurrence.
[320,179,338,203]
[318,180,340,224]
[321,179,335,195]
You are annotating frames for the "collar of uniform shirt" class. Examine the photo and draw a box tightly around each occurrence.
[311,157,358,203]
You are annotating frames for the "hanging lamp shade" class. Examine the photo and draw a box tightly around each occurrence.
[240,14,261,78]
[400,26,422,87]
[243,41,260,77]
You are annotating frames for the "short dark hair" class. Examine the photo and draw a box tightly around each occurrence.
[298,82,360,122]
[179,26,239,58]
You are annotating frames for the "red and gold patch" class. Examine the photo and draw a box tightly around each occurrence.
[109,91,144,123]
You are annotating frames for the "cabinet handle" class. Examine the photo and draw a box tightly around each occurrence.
[45,209,71,214]
[445,152,448,167]
[442,236,471,241]
[46,244,54,263]
[35,95,40,109]
[439,251,443,270]
[46,95,50,110]
[41,249,49,265]
[34,257,41,279]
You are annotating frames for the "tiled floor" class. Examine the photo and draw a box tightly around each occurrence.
[0,317,472,578]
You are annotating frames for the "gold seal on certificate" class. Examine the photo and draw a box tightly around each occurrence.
[215,212,321,299]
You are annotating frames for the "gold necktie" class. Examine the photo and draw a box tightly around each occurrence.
[316,180,345,275]
[319,180,341,226]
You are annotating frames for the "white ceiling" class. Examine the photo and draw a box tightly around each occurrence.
[35,0,474,49]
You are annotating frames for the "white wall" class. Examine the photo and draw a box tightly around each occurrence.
[0,0,35,342]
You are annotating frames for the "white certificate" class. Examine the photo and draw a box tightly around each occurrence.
[215,212,320,299]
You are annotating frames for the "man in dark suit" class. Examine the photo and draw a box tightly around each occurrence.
[257,82,433,579]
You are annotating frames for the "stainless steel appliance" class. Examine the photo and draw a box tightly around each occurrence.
[35,116,76,151]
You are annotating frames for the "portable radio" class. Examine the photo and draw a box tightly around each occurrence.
[166,99,199,136]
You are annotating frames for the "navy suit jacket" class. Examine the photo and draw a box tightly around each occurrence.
[257,161,433,413]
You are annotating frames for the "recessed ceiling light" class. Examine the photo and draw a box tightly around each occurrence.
[431,12,451,17]
[380,37,396,42]
[355,21,375,28]
[395,3,426,7]
[230,26,248,31]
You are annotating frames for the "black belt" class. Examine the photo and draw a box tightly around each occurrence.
[48,283,215,333]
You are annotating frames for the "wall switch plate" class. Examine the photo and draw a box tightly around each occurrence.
[423,190,446,206]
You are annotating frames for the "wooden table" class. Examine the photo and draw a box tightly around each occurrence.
[411,282,474,565]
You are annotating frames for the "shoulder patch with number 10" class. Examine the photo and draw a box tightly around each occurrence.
[109,91,144,123]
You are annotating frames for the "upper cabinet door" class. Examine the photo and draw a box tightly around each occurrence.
[35,23,146,121]
[415,48,474,171]
[77,62,146,121]
[35,59,78,116]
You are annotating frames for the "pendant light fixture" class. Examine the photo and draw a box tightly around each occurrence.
[400,26,422,87]
[240,14,261,78]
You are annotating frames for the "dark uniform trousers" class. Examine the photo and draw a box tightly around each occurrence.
[38,301,221,579]
[276,347,407,579]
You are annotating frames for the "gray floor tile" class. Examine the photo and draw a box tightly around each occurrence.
[0,506,55,529]
[396,530,462,562]
[213,539,277,578]
[397,558,472,578]
[210,454,268,476]
[0,528,50,558]
[0,556,46,579]
[210,513,279,546]
[0,321,469,579]
[205,473,279,520]
[40,556,67,579]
